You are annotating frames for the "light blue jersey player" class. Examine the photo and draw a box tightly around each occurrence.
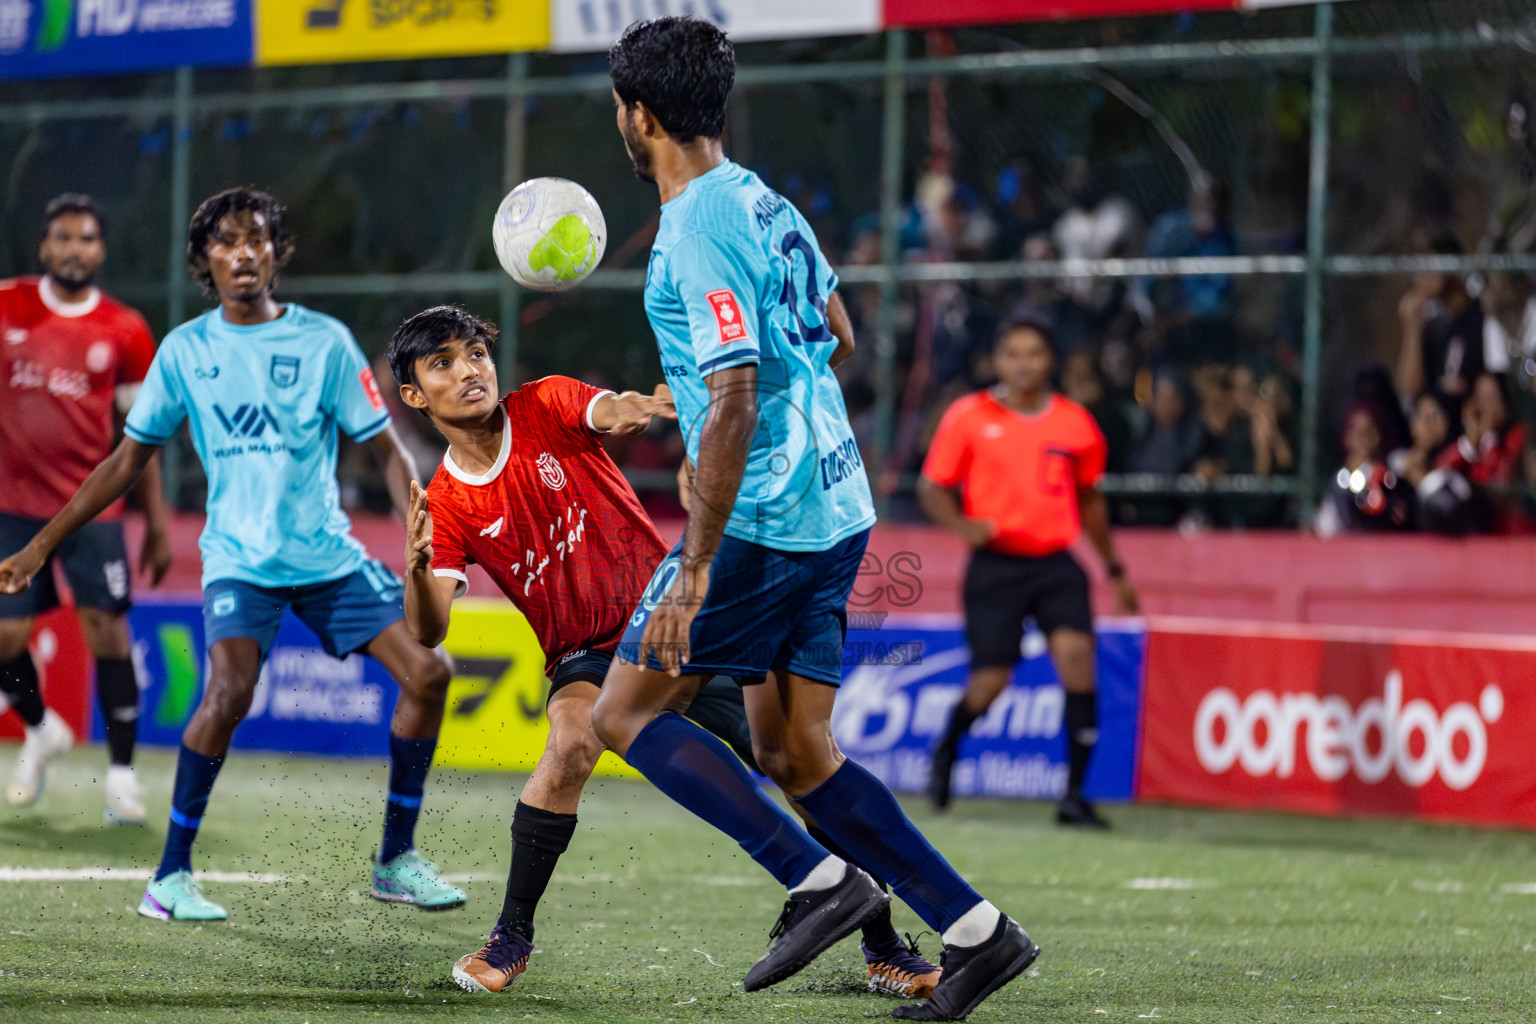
[592,19,1034,1022]
[644,160,876,552]
[0,189,464,926]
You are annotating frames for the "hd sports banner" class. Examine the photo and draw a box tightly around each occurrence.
[256,0,548,66]
[1137,620,1536,831]
[0,0,254,78]
[550,0,880,53]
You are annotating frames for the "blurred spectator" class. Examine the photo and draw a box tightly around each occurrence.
[1434,371,1529,533]
[1388,391,1457,491]
[1060,348,1132,473]
[1052,156,1142,333]
[1191,363,1254,481]
[1135,180,1237,364]
[1122,367,1201,526]
[1395,232,1484,404]
[994,159,1056,260]
[1350,363,1410,453]
[1316,403,1415,536]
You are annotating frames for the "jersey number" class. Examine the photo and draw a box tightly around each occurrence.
[778,231,833,347]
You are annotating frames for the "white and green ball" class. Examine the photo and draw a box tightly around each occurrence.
[492,178,608,292]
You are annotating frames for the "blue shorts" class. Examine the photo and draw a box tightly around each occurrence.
[203,561,404,660]
[618,529,869,687]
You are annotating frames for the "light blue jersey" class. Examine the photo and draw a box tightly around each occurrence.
[125,304,391,588]
[645,161,876,552]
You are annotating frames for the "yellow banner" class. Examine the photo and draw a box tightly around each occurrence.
[258,0,549,66]
[434,599,638,778]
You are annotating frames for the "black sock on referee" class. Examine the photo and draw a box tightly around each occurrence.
[938,701,980,752]
[1065,691,1099,799]
[95,658,139,767]
[805,823,902,956]
[0,652,45,728]
[498,801,578,941]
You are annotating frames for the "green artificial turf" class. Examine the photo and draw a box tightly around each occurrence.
[1,746,1533,1023]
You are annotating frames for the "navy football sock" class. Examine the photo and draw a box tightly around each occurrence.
[807,823,902,955]
[798,758,984,933]
[0,652,45,728]
[381,733,436,863]
[624,712,829,889]
[155,744,225,881]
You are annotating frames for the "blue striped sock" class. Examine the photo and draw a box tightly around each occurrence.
[154,745,225,881]
[380,734,436,863]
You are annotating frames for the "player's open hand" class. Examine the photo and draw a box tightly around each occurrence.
[406,480,434,573]
[604,386,678,437]
[0,546,44,596]
[959,517,996,549]
[1112,575,1140,615]
[139,526,173,588]
[640,558,709,677]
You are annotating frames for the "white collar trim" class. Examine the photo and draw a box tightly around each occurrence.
[442,411,511,487]
[38,277,100,318]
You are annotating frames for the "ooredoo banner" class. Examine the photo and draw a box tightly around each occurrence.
[1137,621,1536,830]
[550,0,880,53]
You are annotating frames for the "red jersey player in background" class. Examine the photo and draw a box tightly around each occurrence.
[0,194,171,822]
[918,316,1138,828]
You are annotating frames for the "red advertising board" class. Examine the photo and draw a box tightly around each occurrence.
[1138,619,1536,830]
[885,0,1239,29]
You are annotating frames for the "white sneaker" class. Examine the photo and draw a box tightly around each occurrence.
[6,709,74,807]
[104,764,147,825]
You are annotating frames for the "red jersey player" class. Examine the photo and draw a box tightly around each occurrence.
[0,194,171,822]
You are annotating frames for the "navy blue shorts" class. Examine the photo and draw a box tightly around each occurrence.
[203,560,404,660]
[0,512,132,619]
[618,529,869,687]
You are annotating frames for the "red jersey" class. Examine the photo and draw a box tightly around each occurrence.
[0,277,156,521]
[427,377,669,673]
[922,391,1107,557]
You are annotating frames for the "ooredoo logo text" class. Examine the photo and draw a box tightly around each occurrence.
[1193,671,1504,792]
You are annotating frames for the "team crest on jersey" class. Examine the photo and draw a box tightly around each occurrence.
[270,355,301,389]
[6,328,28,345]
[536,452,567,491]
[86,342,113,374]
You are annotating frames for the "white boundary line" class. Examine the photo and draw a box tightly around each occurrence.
[0,867,285,884]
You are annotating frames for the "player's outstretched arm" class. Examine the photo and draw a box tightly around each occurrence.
[133,451,173,587]
[1079,484,1138,614]
[0,438,159,595]
[402,481,457,648]
[369,423,421,526]
[590,384,677,436]
[827,291,855,369]
[641,366,756,675]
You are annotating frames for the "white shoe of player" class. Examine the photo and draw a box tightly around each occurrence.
[104,765,147,825]
[6,710,74,807]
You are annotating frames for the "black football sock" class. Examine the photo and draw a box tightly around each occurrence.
[1065,691,1099,799]
[807,822,902,956]
[0,652,45,728]
[498,801,578,941]
[938,701,980,752]
[95,658,139,766]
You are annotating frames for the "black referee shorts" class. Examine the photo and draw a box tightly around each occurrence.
[962,548,1093,668]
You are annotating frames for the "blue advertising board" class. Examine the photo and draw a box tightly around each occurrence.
[0,0,254,79]
[100,597,398,758]
[833,619,1145,801]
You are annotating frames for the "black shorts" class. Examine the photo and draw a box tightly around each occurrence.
[962,548,1093,668]
[546,649,757,771]
[0,512,132,619]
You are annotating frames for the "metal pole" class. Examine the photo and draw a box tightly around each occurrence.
[873,28,906,512]
[1298,3,1333,518]
[499,52,529,377]
[167,66,193,329]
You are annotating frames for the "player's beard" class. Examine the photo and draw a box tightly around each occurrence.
[620,122,656,183]
[44,258,96,292]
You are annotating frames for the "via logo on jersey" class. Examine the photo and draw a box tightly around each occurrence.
[537,453,567,491]
[213,403,281,439]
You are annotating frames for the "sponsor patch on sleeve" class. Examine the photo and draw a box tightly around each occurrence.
[705,289,748,346]
[359,367,385,411]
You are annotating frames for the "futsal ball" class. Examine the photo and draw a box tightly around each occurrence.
[492,178,607,291]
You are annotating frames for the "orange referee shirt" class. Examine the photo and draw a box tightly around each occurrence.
[921,390,1107,557]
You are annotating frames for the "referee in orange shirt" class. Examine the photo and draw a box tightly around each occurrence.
[918,317,1138,827]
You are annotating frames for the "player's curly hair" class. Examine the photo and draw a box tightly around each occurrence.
[609,17,734,142]
[185,187,295,296]
[388,305,499,390]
